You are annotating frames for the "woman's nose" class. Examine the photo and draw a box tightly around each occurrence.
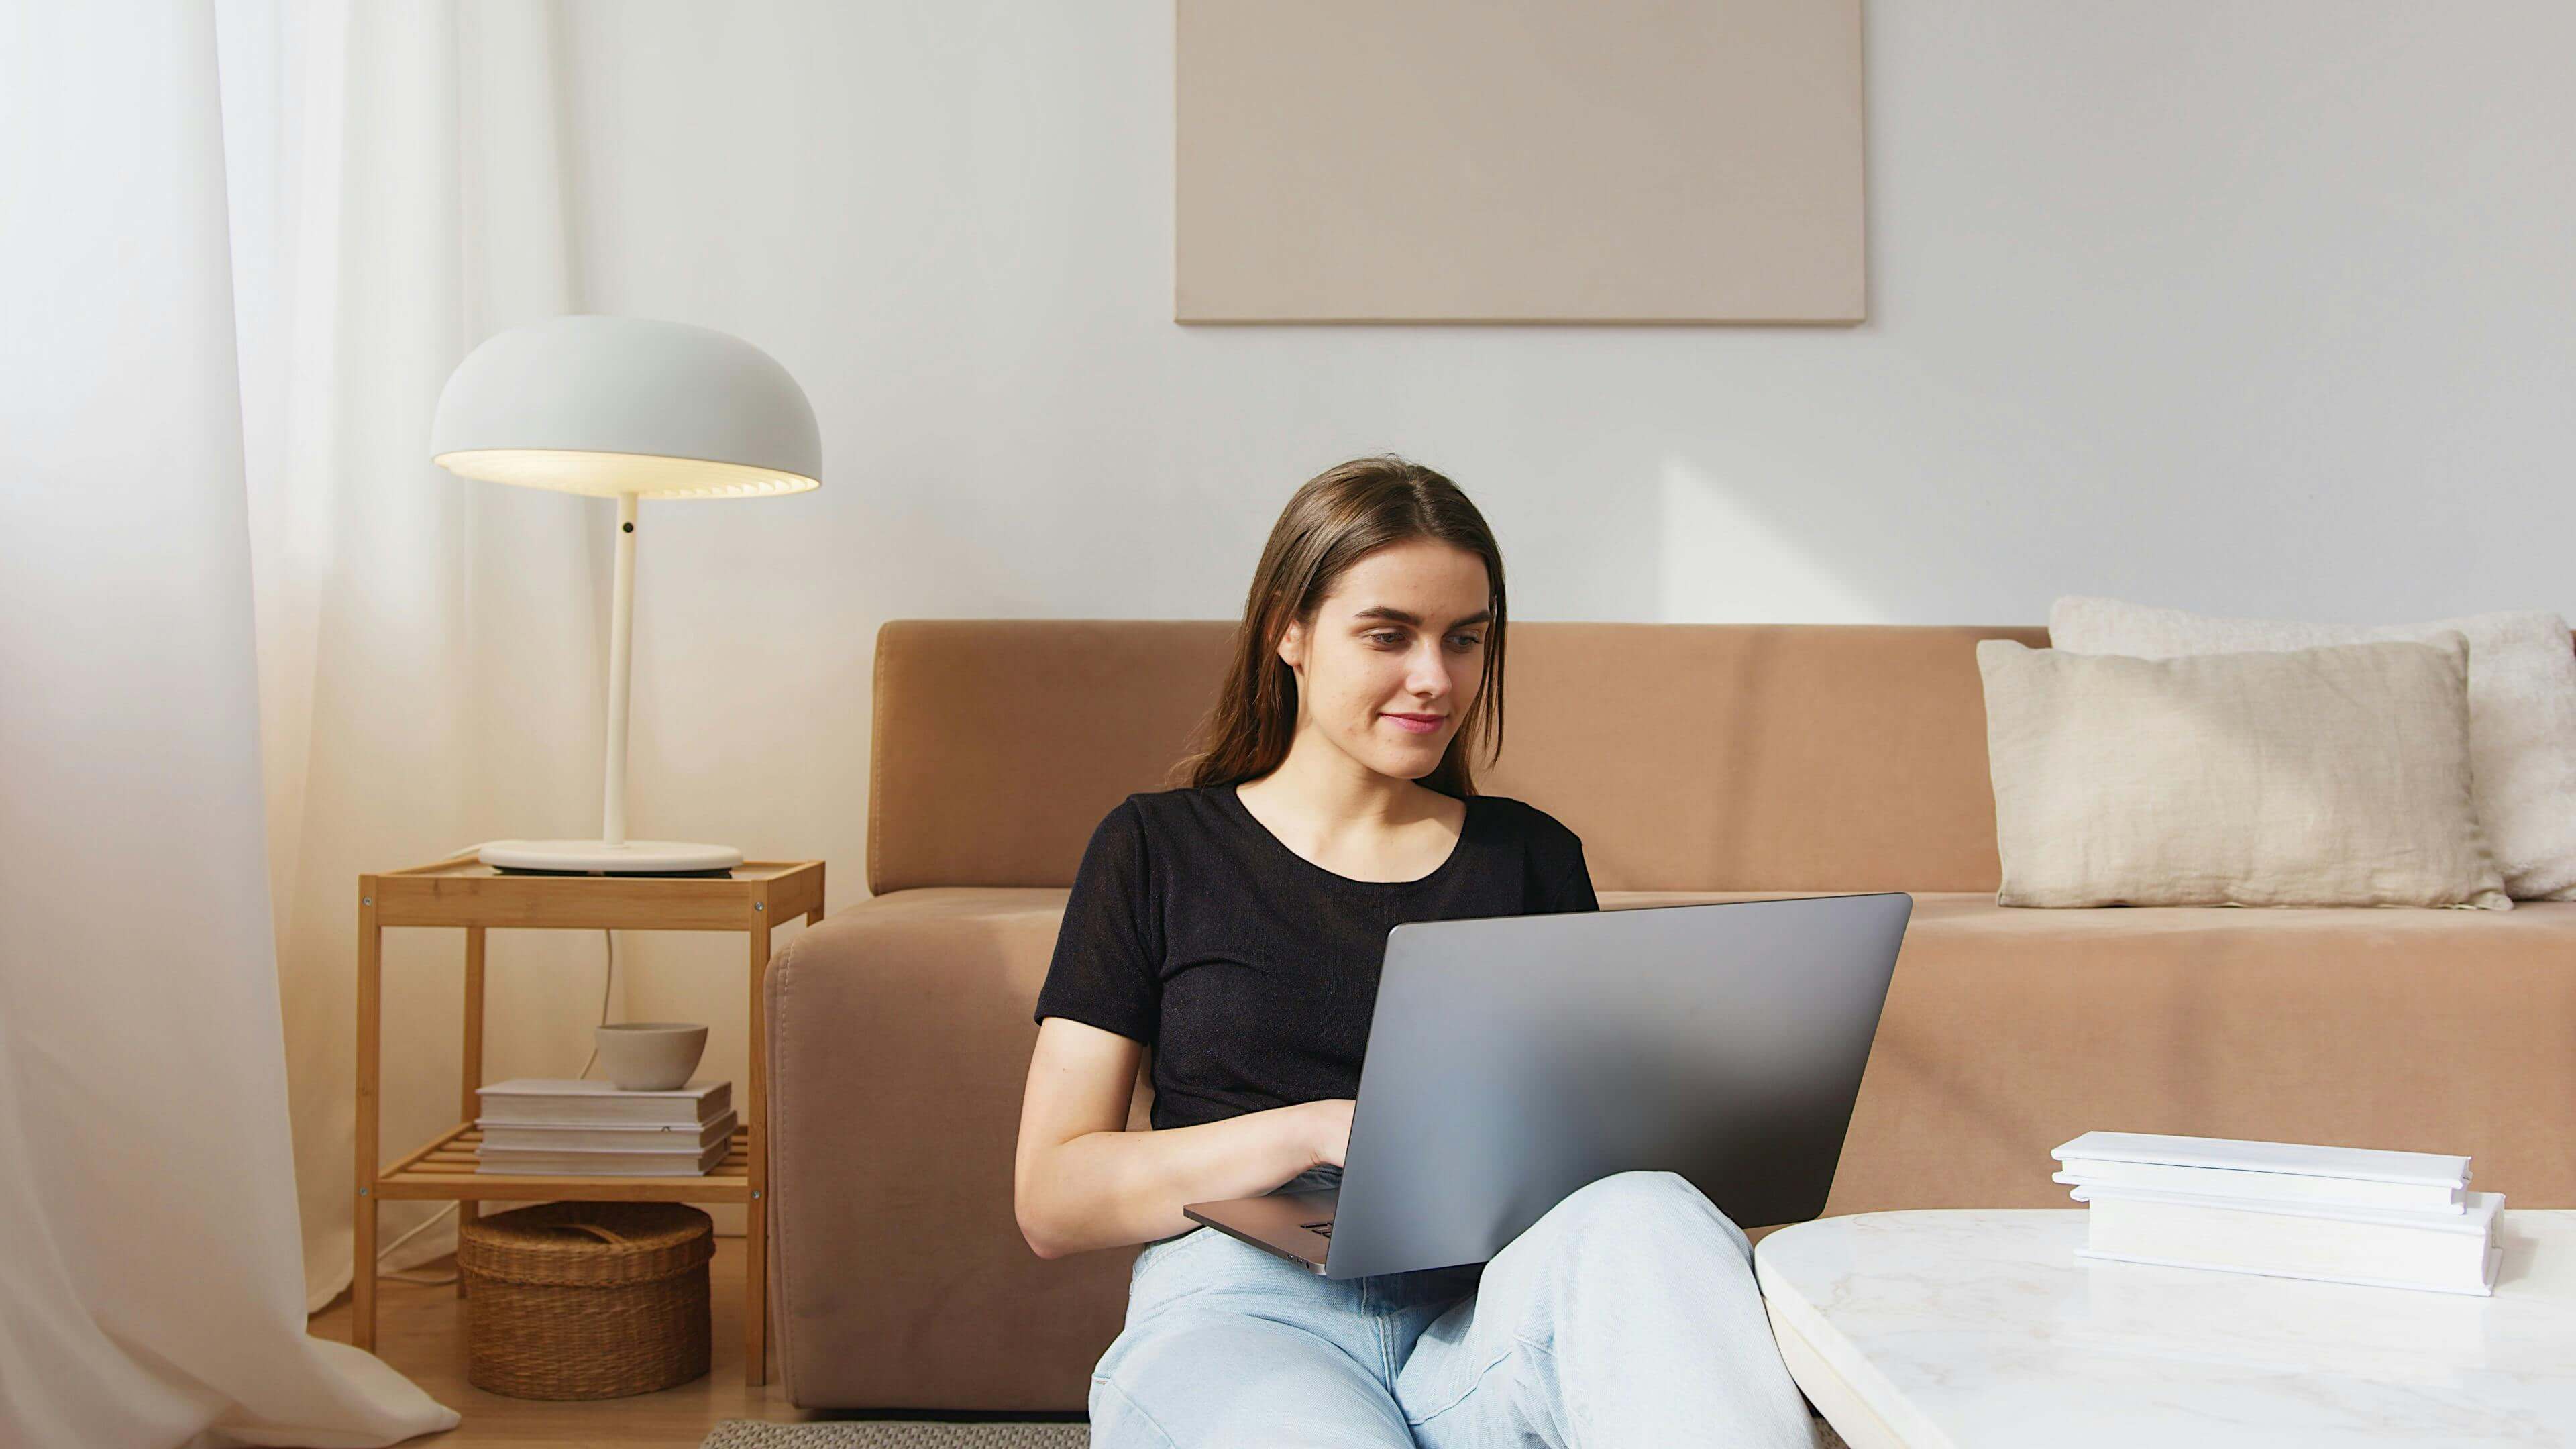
[1407,644,1452,695]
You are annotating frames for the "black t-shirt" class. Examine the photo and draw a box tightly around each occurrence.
[1032,782,1597,1190]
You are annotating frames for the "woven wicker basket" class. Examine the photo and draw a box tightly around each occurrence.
[456,1201,714,1399]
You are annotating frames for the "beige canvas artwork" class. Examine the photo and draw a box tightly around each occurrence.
[1175,0,1866,325]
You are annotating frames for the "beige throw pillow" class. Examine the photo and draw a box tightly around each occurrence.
[2049,596,2576,899]
[1977,636,2510,910]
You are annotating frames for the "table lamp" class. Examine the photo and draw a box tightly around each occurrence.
[430,315,820,875]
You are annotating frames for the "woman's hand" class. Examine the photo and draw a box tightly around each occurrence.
[1303,1098,1356,1168]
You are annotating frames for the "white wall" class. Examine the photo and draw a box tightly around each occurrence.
[525,0,2576,1193]
[556,0,2576,630]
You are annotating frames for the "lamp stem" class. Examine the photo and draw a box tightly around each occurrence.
[603,493,637,847]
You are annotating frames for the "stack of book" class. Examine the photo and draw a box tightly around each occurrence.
[475,1077,735,1177]
[2050,1130,2503,1296]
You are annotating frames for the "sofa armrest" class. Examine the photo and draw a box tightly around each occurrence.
[763,887,1149,1410]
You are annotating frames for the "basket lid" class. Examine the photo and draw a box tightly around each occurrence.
[457,1201,714,1287]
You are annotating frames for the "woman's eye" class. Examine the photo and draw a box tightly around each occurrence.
[1367,630,1482,648]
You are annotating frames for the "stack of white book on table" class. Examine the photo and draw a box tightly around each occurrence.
[2051,1131,2503,1296]
[475,1078,735,1177]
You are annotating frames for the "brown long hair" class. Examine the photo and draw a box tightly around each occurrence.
[1171,455,1508,798]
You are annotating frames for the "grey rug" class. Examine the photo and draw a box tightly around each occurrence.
[703,1424,1086,1449]
[703,1416,1849,1448]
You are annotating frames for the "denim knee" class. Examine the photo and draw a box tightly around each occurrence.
[1545,1169,1752,1263]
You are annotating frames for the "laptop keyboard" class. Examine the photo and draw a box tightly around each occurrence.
[1301,1220,1334,1238]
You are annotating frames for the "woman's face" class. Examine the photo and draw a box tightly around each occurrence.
[1279,539,1492,782]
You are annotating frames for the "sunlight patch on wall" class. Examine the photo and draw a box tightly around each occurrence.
[1658,458,1884,624]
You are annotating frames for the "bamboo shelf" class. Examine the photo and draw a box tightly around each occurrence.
[352,852,822,1387]
[374,1121,753,1201]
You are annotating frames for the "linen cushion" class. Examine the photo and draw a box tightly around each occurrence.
[2050,596,2576,899]
[1976,636,2509,909]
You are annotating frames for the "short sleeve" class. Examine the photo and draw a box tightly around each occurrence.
[1032,798,1163,1043]
[1543,837,1599,914]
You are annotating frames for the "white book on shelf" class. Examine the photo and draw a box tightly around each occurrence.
[2071,1183,2503,1296]
[477,1110,736,1155]
[2050,1131,2469,1189]
[475,1077,730,1126]
[2053,1160,2465,1214]
[475,1134,731,1177]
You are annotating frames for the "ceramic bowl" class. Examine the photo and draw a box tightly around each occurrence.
[594,1022,709,1091]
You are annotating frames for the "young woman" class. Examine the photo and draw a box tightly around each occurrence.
[1013,457,1820,1448]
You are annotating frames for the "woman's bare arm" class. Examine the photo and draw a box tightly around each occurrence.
[1014,1016,1329,1258]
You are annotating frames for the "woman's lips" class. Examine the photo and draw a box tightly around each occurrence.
[1383,714,1444,735]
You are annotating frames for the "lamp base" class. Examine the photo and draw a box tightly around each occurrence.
[476,839,745,875]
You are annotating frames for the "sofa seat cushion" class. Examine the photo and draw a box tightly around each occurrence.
[1593,892,2576,1219]
[1606,888,2576,941]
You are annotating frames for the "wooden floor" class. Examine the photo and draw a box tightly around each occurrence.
[307,1237,809,1448]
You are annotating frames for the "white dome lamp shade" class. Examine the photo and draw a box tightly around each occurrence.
[431,315,821,875]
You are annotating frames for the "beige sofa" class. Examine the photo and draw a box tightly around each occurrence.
[762,619,2576,1410]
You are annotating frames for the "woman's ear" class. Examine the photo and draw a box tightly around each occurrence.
[1276,618,1305,676]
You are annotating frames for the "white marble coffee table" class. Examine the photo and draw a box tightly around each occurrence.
[1753,1208,2576,1448]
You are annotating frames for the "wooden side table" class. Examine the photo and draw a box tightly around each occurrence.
[352,852,823,1385]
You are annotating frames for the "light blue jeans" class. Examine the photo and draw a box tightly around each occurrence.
[1088,1170,1824,1448]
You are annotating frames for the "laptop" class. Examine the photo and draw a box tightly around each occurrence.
[1181,892,1913,1278]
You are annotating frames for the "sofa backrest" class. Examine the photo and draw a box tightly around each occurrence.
[867,619,2049,896]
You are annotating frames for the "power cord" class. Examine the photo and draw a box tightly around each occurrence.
[376,921,617,1288]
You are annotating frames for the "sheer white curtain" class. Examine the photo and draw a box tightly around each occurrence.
[3,3,615,1444]
[231,0,623,1320]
